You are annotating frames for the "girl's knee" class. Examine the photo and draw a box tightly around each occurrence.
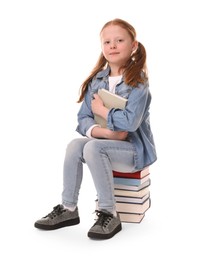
[83,139,102,161]
[66,138,80,151]
[66,138,88,155]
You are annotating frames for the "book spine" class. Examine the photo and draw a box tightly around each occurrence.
[113,168,149,179]
[115,198,150,214]
[114,177,142,186]
[113,171,142,179]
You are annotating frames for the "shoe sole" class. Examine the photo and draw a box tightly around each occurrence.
[34,217,80,230]
[88,223,122,239]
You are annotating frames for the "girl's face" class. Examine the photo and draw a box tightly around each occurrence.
[100,25,136,69]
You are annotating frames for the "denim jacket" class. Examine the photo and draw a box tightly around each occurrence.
[76,67,157,170]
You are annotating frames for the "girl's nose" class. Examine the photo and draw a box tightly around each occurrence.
[110,41,116,49]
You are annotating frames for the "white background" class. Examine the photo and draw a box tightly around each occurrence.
[0,0,199,259]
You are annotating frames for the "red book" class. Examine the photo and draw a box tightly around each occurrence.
[113,167,149,179]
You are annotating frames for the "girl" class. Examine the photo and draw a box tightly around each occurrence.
[34,18,157,240]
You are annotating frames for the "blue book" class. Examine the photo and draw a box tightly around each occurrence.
[113,174,150,186]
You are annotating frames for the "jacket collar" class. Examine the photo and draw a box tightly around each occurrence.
[95,66,110,79]
[95,66,124,85]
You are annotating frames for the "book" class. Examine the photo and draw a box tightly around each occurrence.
[115,192,150,203]
[113,167,149,179]
[114,185,150,198]
[118,212,145,223]
[114,179,151,191]
[115,198,151,214]
[114,174,150,186]
[94,88,127,128]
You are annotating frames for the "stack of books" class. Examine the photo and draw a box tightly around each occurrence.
[113,167,151,223]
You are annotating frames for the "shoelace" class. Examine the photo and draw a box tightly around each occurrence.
[94,210,113,228]
[45,204,66,219]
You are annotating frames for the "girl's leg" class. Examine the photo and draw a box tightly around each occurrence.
[83,139,135,214]
[34,137,92,230]
[61,137,91,208]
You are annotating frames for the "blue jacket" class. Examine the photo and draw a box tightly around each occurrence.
[76,67,157,170]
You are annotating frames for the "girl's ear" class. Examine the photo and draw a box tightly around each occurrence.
[132,41,138,53]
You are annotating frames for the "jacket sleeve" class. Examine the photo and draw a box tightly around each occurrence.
[76,85,96,136]
[107,83,151,132]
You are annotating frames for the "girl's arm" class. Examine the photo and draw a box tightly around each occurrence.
[91,93,109,120]
[91,126,128,140]
[91,93,128,140]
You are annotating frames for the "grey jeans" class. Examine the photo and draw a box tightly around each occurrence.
[62,137,135,213]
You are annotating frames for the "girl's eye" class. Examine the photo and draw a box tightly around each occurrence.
[103,39,123,45]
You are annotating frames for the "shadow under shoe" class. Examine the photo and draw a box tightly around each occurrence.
[34,204,80,230]
[88,210,122,239]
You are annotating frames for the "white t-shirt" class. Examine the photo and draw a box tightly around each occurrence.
[108,75,122,93]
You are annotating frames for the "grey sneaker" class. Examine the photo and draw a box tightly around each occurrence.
[34,204,80,230]
[88,210,122,239]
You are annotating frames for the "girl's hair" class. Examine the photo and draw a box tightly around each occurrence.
[77,18,148,103]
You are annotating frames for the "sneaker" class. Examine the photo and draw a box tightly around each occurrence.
[87,210,122,239]
[34,204,80,230]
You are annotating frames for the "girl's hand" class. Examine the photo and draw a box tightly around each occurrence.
[91,94,109,119]
[91,94,104,115]
[106,130,128,140]
[91,126,128,141]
